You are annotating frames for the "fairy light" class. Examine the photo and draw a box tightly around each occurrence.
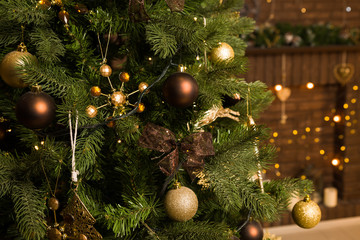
[276,171,281,177]
[351,98,357,104]
[34,145,39,151]
[338,135,344,140]
[353,85,358,91]
[324,116,330,121]
[346,6,352,12]
[276,147,281,152]
[350,110,356,115]
[40,141,45,145]
[315,127,321,132]
[306,82,314,89]
[314,138,320,143]
[273,132,278,137]
[346,122,352,127]
[148,57,152,61]
[339,165,344,171]
[262,169,267,174]
[305,127,311,132]
[333,115,341,123]
[193,17,198,21]
[288,139,293,144]
[269,139,275,143]
[117,139,122,144]
[292,130,298,135]
[331,109,336,113]
[301,135,306,140]
[306,156,311,160]
[331,158,340,166]
[344,157,350,163]
[300,175,306,180]
[196,55,200,60]
[320,150,325,155]
[266,0,272,3]
[6,129,11,132]
[340,146,346,151]
[343,103,349,109]
[350,129,356,134]
[301,8,307,13]
[345,115,350,121]
[275,163,280,169]
[275,84,283,91]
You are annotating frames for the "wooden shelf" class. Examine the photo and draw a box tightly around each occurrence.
[246,45,360,55]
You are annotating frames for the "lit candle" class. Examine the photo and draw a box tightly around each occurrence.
[324,187,338,208]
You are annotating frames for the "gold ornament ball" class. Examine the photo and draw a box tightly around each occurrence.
[0,49,35,88]
[292,195,321,229]
[137,103,145,113]
[138,82,149,93]
[210,42,234,62]
[164,186,198,221]
[85,105,98,118]
[100,64,112,77]
[48,197,60,211]
[90,86,101,97]
[37,0,51,9]
[47,227,62,240]
[58,10,70,24]
[79,234,88,240]
[119,72,130,82]
[111,91,127,107]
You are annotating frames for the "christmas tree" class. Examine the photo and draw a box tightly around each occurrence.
[0,0,316,239]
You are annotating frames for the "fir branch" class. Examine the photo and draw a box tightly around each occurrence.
[0,152,17,198]
[146,24,178,59]
[11,181,46,240]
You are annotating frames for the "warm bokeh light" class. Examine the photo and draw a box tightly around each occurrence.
[345,115,350,121]
[340,146,346,151]
[314,138,320,143]
[301,8,307,13]
[333,115,341,123]
[350,129,356,134]
[34,145,39,151]
[344,158,350,163]
[331,158,340,166]
[276,171,281,177]
[343,103,349,109]
[353,85,358,91]
[320,150,325,155]
[324,116,330,121]
[305,127,311,132]
[301,135,306,140]
[292,130,298,135]
[35,101,48,114]
[315,127,321,132]
[306,156,311,160]
[275,163,280,169]
[351,98,357,104]
[300,175,306,180]
[275,84,283,91]
[338,135,344,140]
[306,82,314,89]
[273,132,278,137]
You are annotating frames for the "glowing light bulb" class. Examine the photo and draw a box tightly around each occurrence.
[306,82,314,89]
[301,8,307,13]
[275,84,282,91]
[333,115,341,123]
[331,158,340,166]
[346,6,352,12]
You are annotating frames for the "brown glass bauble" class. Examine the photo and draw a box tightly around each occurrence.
[138,82,148,93]
[110,91,127,107]
[90,86,101,97]
[292,195,321,229]
[100,64,112,77]
[137,103,145,113]
[48,197,60,211]
[239,220,264,240]
[0,45,36,88]
[47,227,62,240]
[15,86,56,129]
[119,72,130,82]
[210,42,234,62]
[58,10,70,24]
[162,72,199,108]
[106,116,116,128]
[85,105,97,118]
[164,185,198,221]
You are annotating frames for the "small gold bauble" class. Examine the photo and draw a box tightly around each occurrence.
[79,234,88,240]
[58,10,70,24]
[47,227,62,240]
[48,197,60,211]
[100,64,112,77]
[138,82,149,93]
[137,103,145,113]
[85,105,98,118]
[110,91,127,107]
[119,72,130,82]
[292,195,321,229]
[210,42,234,62]
[90,86,101,97]
[0,48,36,88]
[164,185,198,222]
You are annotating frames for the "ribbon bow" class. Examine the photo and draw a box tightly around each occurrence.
[139,123,215,180]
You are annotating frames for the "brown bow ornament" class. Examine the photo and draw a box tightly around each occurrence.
[139,123,215,180]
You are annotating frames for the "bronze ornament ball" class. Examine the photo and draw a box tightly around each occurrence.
[210,42,234,62]
[239,220,264,240]
[90,86,101,97]
[138,82,148,93]
[85,105,98,118]
[110,91,127,107]
[15,86,56,129]
[0,48,36,88]
[100,64,112,77]
[162,72,199,108]
[119,72,130,82]
[292,195,321,229]
[137,103,145,113]
[48,197,60,211]
[164,186,198,221]
[47,227,62,240]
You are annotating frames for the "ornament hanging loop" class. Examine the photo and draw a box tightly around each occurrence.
[69,110,79,185]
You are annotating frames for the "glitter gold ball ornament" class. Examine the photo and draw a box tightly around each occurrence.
[0,44,36,88]
[85,105,98,118]
[90,86,101,97]
[15,86,56,129]
[164,184,198,221]
[48,197,60,211]
[37,0,51,9]
[210,42,234,62]
[137,103,145,113]
[138,82,148,93]
[111,91,127,107]
[162,72,199,108]
[47,227,62,240]
[239,220,264,240]
[100,64,112,77]
[119,72,130,82]
[58,10,70,24]
[292,195,321,229]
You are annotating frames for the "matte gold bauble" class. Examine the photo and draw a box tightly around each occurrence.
[58,10,69,24]
[210,42,234,62]
[85,105,98,118]
[164,185,198,221]
[138,82,148,93]
[15,86,56,129]
[48,197,60,211]
[111,91,127,107]
[0,44,36,88]
[47,227,62,240]
[292,195,321,229]
[100,64,112,77]
[90,86,101,97]
[162,72,199,108]
[137,103,145,113]
[119,72,130,82]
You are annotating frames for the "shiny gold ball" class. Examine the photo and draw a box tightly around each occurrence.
[110,91,127,107]
[85,105,98,118]
[48,197,59,211]
[138,82,149,93]
[100,64,112,77]
[58,10,69,24]
[0,50,36,88]
[137,103,145,113]
[37,0,51,9]
[90,86,101,97]
[210,42,234,62]
[292,195,321,229]
[119,72,130,82]
[47,227,62,240]
[164,186,198,221]
[79,234,88,240]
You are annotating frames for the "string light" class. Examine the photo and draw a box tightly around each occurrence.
[117,139,122,144]
[344,158,350,163]
[340,146,346,151]
[306,82,314,89]
[288,139,293,144]
[306,156,311,160]
[320,150,325,155]
[292,130,298,135]
[345,115,350,121]
[305,127,311,132]
[34,145,39,150]
[314,138,320,143]
[324,116,330,121]
[269,138,275,143]
[275,163,280,168]
[273,132,278,137]
[331,158,340,166]
[350,110,356,115]
[266,0,272,3]
[350,129,356,134]
[275,84,283,91]
[338,135,344,140]
[301,135,306,139]
[339,165,344,171]
[315,127,321,132]
[346,6,352,12]
[6,129,11,132]
[343,103,349,109]
[301,8,307,13]
[276,171,281,176]
[40,141,45,145]
[300,175,306,180]
[276,147,281,152]
[333,115,341,123]
[351,98,357,104]
[353,85,358,91]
